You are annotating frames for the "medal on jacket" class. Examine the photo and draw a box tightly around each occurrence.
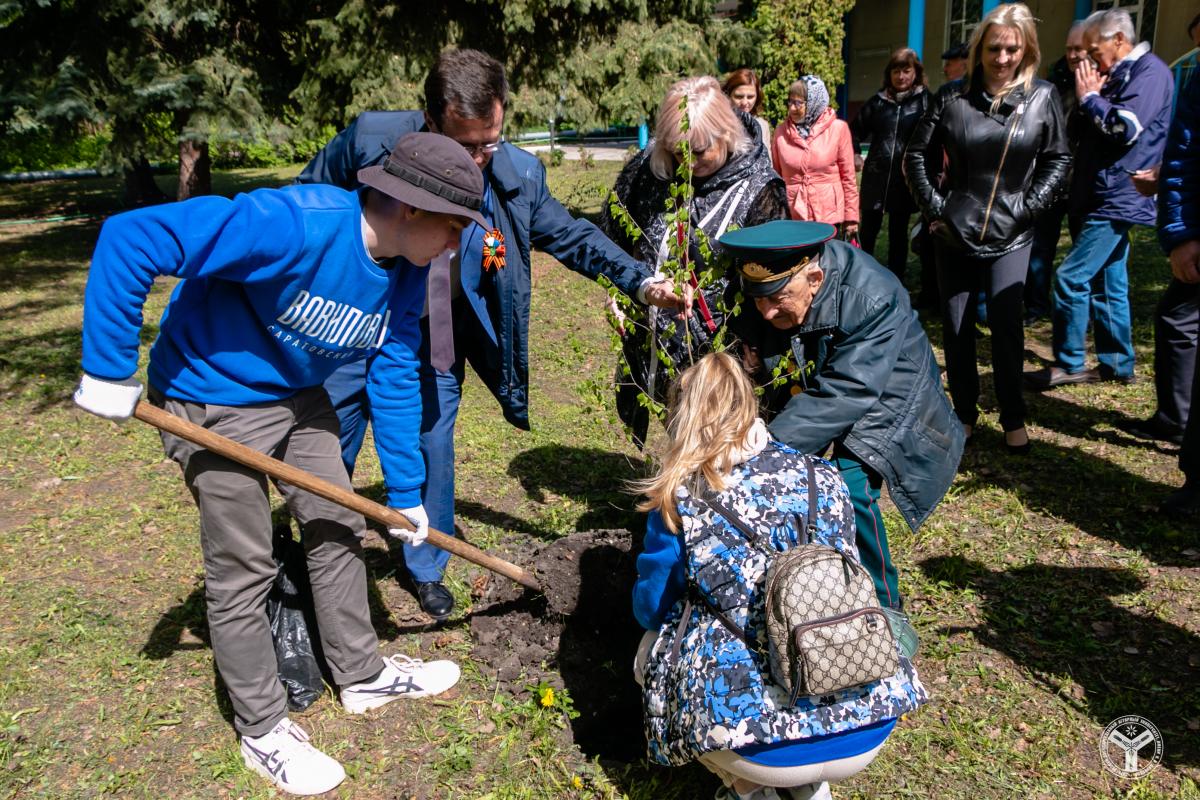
[482,229,506,272]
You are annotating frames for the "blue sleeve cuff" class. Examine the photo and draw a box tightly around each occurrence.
[385,486,423,509]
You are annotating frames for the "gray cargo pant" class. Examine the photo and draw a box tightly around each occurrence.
[150,385,384,737]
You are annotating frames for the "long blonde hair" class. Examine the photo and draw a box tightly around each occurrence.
[650,76,752,181]
[967,2,1041,111]
[633,352,759,531]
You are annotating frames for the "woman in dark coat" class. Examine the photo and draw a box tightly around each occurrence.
[602,75,788,446]
[905,2,1070,453]
[850,48,929,286]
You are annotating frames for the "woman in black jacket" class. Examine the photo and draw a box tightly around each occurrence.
[905,1,1069,453]
[851,48,929,286]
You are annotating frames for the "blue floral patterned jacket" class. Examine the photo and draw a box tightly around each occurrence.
[634,442,928,766]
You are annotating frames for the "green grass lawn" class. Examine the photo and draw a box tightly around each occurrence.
[0,159,1196,799]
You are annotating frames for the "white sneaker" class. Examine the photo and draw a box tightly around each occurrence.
[240,718,345,796]
[339,654,460,713]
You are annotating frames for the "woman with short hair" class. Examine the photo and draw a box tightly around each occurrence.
[850,48,930,285]
[905,2,1070,453]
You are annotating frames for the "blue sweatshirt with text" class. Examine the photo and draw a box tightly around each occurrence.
[81,184,427,506]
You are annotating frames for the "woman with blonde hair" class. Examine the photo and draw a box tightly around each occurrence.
[631,352,928,800]
[771,76,859,238]
[905,2,1069,454]
[602,76,787,446]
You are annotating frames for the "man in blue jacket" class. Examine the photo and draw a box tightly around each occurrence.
[1120,14,1200,448]
[1156,37,1200,514]
[297,49,683,620]
[74,133,479,795]
[1026,9,1173,389]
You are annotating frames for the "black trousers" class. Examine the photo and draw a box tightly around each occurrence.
[1153,278,1200,432]
[1175,282,1200,481]
[860,207,913,287]
[935,241,1031,432]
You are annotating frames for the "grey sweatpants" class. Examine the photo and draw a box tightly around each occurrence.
[151,385,384,737]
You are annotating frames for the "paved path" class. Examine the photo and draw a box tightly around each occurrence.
[519,141,636,161]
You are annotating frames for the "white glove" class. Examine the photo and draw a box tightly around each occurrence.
[73,373,143,422]
[389,505,429,546]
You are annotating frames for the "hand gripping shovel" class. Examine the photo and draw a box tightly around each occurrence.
[134,401,540,591]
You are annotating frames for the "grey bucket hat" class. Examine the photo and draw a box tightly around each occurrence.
[357,132,488,228]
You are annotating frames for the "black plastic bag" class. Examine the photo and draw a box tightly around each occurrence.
[267,527,327,711]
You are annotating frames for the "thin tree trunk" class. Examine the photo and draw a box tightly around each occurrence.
[122,156,168,207]
[177,139,211,201]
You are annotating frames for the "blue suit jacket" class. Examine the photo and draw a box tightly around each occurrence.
[297,110,650,428]
[1159,71,1200,254]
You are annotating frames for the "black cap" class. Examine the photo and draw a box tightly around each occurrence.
[941,42,969,60]
[357,132,488,228]
[719,220,836,297]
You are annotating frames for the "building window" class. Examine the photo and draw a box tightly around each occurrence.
[946,0,983,50]
[1092,0,1158,47]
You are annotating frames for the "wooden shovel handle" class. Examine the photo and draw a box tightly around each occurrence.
[134,401,540,591]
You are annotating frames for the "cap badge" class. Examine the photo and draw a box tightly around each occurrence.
[742,261,775,280]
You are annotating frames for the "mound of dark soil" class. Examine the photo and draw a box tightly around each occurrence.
[469,529,647,760]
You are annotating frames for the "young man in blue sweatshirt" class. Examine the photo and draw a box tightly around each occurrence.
[73,132,484,796]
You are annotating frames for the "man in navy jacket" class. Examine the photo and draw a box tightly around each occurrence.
[1156,39,1200,514]
[1026,9,1173,389]
[298,49,682,619]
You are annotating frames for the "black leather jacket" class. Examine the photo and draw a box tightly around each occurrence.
[732,241,965,531]
[851,87,929,214]
[905,77,1070,258]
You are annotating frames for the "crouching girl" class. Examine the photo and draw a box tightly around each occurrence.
[631,352,928,800]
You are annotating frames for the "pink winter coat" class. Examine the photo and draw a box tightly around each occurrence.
[771,108,860,225]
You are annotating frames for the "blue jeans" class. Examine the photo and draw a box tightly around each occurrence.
[325,300,501,583]
[1051,217,1135,377]
[1025,201,1067,320]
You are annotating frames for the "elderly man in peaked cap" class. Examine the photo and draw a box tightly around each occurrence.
[724,220,964,613]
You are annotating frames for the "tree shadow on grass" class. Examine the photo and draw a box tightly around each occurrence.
[0,220,101,294]
[920,555,1200,771]
[0,323,158,413]
[1025,387,1184,456]
[955,430,1198,566]
[507,445,647,533]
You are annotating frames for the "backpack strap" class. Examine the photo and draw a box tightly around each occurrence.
[679,455,820,658]
[699,455,818,549]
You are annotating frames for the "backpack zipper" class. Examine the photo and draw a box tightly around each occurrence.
[788,606,889,703]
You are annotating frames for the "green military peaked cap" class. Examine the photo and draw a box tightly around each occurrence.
[720,220,836,297]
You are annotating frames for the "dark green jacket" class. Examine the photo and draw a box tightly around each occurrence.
[733,240,964,530]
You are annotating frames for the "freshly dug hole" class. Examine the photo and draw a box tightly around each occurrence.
[469,529,646,759]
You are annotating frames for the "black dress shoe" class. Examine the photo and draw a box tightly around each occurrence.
[1161,482,1200,516]
[416,581,455,621]
[1003,429,1032,455]
[1119,416,1184,446]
